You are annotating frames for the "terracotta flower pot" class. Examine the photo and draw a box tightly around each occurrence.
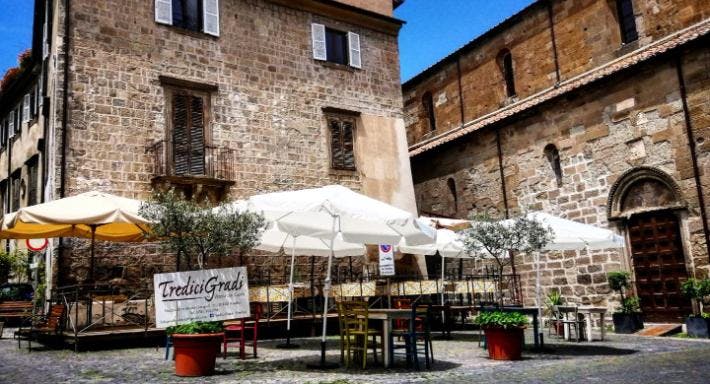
[172,333,224,377]
[484,327,524,361]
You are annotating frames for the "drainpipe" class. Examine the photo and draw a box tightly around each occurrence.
[57,0,72,287]
[675,55,710,262]
[546,0,561,84]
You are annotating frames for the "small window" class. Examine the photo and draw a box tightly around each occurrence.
[27,156,39,206]
[311,23,361,68]
[155,0,219,36]
[616,0,638,44]
[327,115,356,171]
[422,92,436,132]
[544,144,563,187]
[499,49,516,97]
[173,0,202,32]
[325,28,348,65]
[447,177,457,210]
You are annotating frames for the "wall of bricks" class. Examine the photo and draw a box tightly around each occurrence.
[45,0,414,288]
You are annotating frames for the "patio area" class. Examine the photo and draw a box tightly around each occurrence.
[2,327,709,384]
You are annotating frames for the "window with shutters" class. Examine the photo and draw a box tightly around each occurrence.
[312,24,361,69]
[167,88,208,176]
[26,156,39,206]
[155,0,219,36]
[327,114,356,171]
[616,0,638,44]
[11,171,21,211]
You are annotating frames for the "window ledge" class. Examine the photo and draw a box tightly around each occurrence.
[317,60,357,72]
[329,168,358,177]
[156,23,217,41]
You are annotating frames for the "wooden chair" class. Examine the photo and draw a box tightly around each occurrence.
[556,305,584,342]
[223,303,262,359]
[391,302,434,370]
[392,298,423,335]
[16,304,66,351]
[340,300,380,369]
[547,305,563,339]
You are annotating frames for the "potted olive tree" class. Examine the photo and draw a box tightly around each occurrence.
[681,278,710,338]
[141,189,266,376]
[463,213,552,360]
[607,271,643,333]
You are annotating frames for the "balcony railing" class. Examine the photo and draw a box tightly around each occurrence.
[146,139,237,182]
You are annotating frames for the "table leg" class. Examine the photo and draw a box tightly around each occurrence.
[564,322,570,340]
[383,318,391,368]
[585,313,593,342]
[600,313,606,341]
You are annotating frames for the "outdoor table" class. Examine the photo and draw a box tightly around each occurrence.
[479,306,541,349]
[431,305,473,338]
[558,306,607,342]
[367,308,427,368]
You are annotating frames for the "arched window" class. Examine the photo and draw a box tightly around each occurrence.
[447,177,457,210]
[616,0,638,44]
[544,144,563,187]
[422,92,436,132]
[499,49,516,98]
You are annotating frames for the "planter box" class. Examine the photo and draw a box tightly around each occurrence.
[483,327,524,361]
[172,333,224,377]
[686,317,710,338]
[613,313,644,334]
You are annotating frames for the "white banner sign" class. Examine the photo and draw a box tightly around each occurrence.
[153,267,250,328]
[378,244,395,276]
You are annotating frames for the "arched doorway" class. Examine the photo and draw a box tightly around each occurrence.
[608,167,692,322]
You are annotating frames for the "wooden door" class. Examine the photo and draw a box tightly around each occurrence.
[627,212,691,322]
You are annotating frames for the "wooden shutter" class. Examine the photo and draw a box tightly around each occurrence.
[347,32,361,69]
[189,96,205,175]
[155,0,173,25]
[203,0,220,36]
[172,94,190,175]
[330,119,343,169]
[341,120,355,170]
[312,23,327,61]
[8,111,15,138]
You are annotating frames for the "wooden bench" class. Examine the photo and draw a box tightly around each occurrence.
[16,304,66,351]
[0,301,34,322]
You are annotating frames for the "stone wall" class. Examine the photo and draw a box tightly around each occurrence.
[47,0,415,288]
[403,0,710,146]
[411,45,710,309]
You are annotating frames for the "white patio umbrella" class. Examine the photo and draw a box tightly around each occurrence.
[246,185,436,368]
[255,227,365,348]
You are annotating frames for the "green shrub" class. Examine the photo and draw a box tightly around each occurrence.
[607,271,630,292]
[474,311,529,329]
[165,321,224,335]
[620,297,641,314]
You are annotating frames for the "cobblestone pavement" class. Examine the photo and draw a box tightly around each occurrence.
[1,327,709,384]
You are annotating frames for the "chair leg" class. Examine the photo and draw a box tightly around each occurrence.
[362,335,368,369]
[371,334,378,364]
[240,332,246,360]
[253,331,258,358]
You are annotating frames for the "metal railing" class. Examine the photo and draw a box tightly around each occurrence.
[146,139,237,181]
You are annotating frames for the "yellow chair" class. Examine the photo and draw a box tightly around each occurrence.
[340,300,380,369]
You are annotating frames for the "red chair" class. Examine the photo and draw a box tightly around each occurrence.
[223,303,262,359]
[393,298,423,332]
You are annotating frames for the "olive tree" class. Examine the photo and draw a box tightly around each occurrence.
[463,213,553,306]
[140,189,266,270]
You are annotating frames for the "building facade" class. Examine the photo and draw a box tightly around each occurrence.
[1,0,422,291]
[403,0,710,321]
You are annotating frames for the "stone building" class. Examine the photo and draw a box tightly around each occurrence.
[403,0,710,321]
[1,0,420,292]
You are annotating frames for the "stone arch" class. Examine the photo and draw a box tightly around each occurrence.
[607,166,685,220]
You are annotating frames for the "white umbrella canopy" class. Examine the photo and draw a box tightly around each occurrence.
[245,185,436,367]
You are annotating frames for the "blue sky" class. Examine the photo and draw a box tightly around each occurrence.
[0,0,536,83]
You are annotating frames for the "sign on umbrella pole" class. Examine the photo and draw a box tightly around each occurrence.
[379,245,395,308]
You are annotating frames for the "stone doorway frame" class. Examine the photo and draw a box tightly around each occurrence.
[607,166,695,311]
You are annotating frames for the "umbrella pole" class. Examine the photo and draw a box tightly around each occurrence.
[307,217,338,369]
[535,251,542,325]
[277,237,300,349]
[89,225,96,284]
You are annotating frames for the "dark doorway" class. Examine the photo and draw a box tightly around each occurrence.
[627,211,691,322]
